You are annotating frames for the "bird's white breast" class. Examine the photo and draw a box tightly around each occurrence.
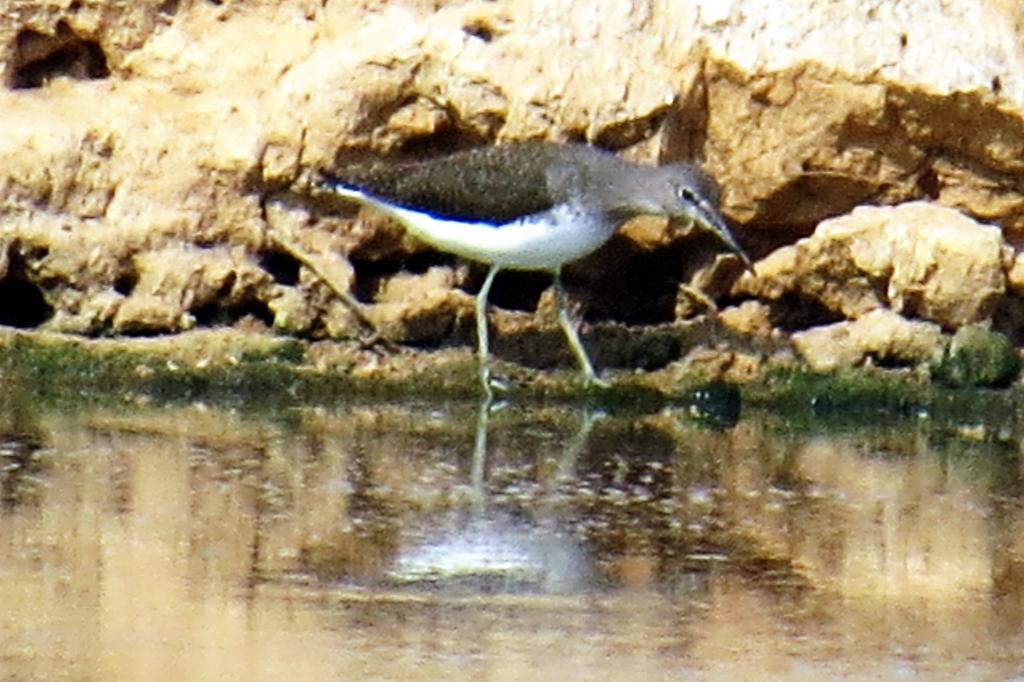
[334,186,619,271]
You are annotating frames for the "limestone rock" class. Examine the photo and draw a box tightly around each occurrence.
[111,245,272,334]
[364,267,470,343]
[741,202,1009,329]
[267,285,320,336]
[3,0,1024,365]
[793,309,945,372]
[695,1,1024,233]
[717,301,774,338]
[1005,251,1024,296]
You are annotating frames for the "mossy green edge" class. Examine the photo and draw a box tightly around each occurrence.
[1,331,1022,434]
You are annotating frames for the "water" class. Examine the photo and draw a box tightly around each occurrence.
[2,395,1024,680]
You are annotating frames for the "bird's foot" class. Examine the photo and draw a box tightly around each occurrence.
[479,367,510,401]
[265,228,395,352]
[678,284,718,317]
[489,376,510,395]
[582,373,611,391]
[357,330,400,353]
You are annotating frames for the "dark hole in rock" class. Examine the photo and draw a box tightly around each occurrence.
[192,297,274,328]
[350,252,454,304]
[768,293,845,332]
[113,323,167,338]
[916,166,941,199]
[586,267,679,325]
[396,128,491,160]
[0,277,54,328]
[593,113,666,152]
[8,21,109,90]
[350,260,391,304]
[260,250,301,286]
[113,270,138,296]
[463,20,495,42]
[580,236,691,325]
[486,269,548,313]
[866,352,921,370]
[24,244,49,260]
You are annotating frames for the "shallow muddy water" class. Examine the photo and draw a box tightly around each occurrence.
[2,394,1024,680]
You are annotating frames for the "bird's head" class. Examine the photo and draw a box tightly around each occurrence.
[612,163,752,270]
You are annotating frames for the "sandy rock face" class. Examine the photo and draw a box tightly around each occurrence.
[742,202,1010,330]
[110,245,274,335]
[793,309,945,372]
[695,0,1024,233]
[1,0,1023,377]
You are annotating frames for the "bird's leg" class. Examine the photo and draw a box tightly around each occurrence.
[678,283,722,347]
[475,265,501,399]
[264,228,396,351]
[552,270,608,388]
[678,283,718,317]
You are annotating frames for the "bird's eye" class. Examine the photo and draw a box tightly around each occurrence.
[676,184,698,204]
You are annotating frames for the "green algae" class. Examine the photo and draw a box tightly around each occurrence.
[747,365,1024,445]
[746,367,930,426]
[1,329,1023,438]
[933,324,1021,388]
[0,330,493,409]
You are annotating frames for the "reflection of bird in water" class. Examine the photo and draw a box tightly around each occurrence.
[384,398,598,594]
[386,513,587,594]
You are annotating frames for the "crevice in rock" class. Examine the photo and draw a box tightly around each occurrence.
[483,269,548,313]
[0,251,54,328]
[113,269,138,296]
[349,252,455,304]
[7,20,110,90]
[865,352,921,370]
[768,293,845,332]
[992,295,1024,347]
[752,171,879,231]
[158,0,180,16]
[113,321,166,338]
[578,236,701,325]
[915,165,941,199]
[393,128,491,160]
[191,296,274,328]
[0,278,52,328]
[593,109,671,151]
[259,249,301,286]
[462,19,496,43]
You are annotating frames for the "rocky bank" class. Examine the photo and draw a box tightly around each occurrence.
[2,0,1024,388]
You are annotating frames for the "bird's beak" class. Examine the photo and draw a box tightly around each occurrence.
[680,195,753,271]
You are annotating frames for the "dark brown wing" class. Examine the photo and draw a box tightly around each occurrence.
[319,142,589,224]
